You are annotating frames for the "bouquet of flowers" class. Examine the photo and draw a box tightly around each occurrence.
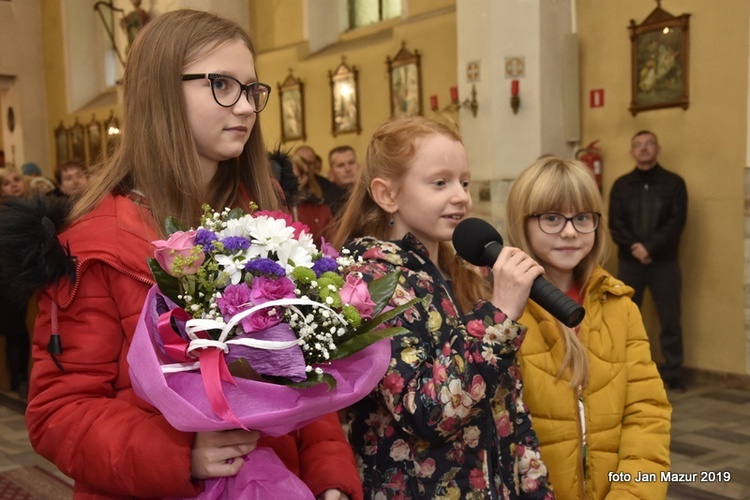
[128,204,416,499]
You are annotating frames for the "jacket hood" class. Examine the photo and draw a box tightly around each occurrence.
[0,194,156,310]
[0,196,76,306]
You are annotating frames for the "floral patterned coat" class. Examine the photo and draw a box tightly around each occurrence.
[344,235,554,499]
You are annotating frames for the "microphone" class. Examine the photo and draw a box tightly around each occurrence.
[452,218,585,328]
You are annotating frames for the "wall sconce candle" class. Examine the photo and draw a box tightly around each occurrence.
[510,79,520,115]
[430,85,479,117]
[430,95,439,111]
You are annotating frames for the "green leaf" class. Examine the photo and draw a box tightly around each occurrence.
[147,258,185,307]
[165,216,188,235]
[354,297,421,336]
[328,326,408,361]
[368,271,402,316]
[227,207,245,220]
[283,372,337,391]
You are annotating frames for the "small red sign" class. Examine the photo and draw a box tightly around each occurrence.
[590,89,604,108]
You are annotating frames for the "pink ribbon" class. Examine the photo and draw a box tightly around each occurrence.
[157,308,247,430]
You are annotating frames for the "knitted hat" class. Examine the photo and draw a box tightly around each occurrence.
[21,162,42,176]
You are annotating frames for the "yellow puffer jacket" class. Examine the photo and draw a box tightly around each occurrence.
[518,266,671,499]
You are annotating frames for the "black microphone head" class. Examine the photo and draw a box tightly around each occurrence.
[452,218,503,266]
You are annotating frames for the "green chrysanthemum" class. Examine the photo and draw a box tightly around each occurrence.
[341,304,362,329]
[291,266,317,284]
[320,271,344,288]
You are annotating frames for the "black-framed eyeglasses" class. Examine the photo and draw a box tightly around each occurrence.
[530,211,601,234]
[181,73,271,112]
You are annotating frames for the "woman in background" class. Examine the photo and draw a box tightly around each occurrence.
[0,167,30,399]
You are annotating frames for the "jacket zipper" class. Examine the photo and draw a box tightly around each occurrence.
[49,256,155,369]
[577,384,587,499]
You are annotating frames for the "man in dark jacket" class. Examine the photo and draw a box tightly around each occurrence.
[608,130,688,390]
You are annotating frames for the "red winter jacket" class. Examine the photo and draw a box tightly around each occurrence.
[25,194,363,499]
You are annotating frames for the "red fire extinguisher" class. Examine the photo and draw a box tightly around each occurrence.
[575,140,603,191]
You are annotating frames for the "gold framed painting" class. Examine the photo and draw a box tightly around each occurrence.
[68,118,85,162]
[86,115,103,163]
[628,5,690,115]
[54,121,69,166]
[329,58,361,136]
[278,70,306,143]
[387,42,422,118]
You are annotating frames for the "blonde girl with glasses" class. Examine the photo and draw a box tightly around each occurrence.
[505,156,671,499]
[20,10,359,499]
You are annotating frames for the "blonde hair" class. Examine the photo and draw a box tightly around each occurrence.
[70,9,280,234]
[333,116,489,313]
[0,167,29,198]
[506,156,608,387]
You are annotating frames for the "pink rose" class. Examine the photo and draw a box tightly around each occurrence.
[340,275,376,319]
[152,230,205,277]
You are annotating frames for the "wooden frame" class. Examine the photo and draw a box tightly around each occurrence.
[387,42,422,118]
[278,70,306,143]
[68,118,85,162]
[86,115,103,163]
[628,4,690,115]
[329,58,361,136]
[54,121,69,166]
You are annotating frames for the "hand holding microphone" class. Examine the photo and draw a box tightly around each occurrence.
[452,218,585,328]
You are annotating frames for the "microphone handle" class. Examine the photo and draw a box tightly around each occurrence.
[481,241,585,327]
[530,276,585,328]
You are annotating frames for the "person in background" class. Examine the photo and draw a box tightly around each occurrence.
[0,167,29,198]
[333,117,553,498]
[0,167,30,399]
[295,145,347,215]
[16,10,360,499]
[506,156,671,499]
[29,176,58,197]
[290,153,334,245]
[54,160,90,198]
[21,162,42,178]
[328,145,360,192]
[608,130,688,391]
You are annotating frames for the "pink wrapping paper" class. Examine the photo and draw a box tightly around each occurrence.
[129,285,391,498]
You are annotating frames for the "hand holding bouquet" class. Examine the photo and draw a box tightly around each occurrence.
[128,205,416,499]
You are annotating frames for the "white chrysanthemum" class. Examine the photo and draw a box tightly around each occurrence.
[240,216,297,259]
[217,214,257,238]
[273,231,317,272]
[215,253,249,284]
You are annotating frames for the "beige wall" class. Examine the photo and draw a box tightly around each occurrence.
[253,1,457,174]
[31,0,750,376]
[578,0,749,374]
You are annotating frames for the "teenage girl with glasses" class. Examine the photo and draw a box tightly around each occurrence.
[20,10,359,499]
[505,156,671,499]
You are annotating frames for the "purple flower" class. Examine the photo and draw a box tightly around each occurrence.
[312,257,338,277]
[194,229,218,252]
[250,276,296,304]
[245,258,286,277]
[217,282,285,333]
[221,236,251,253]
[319,237,340,259]
[217,283,253,321]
